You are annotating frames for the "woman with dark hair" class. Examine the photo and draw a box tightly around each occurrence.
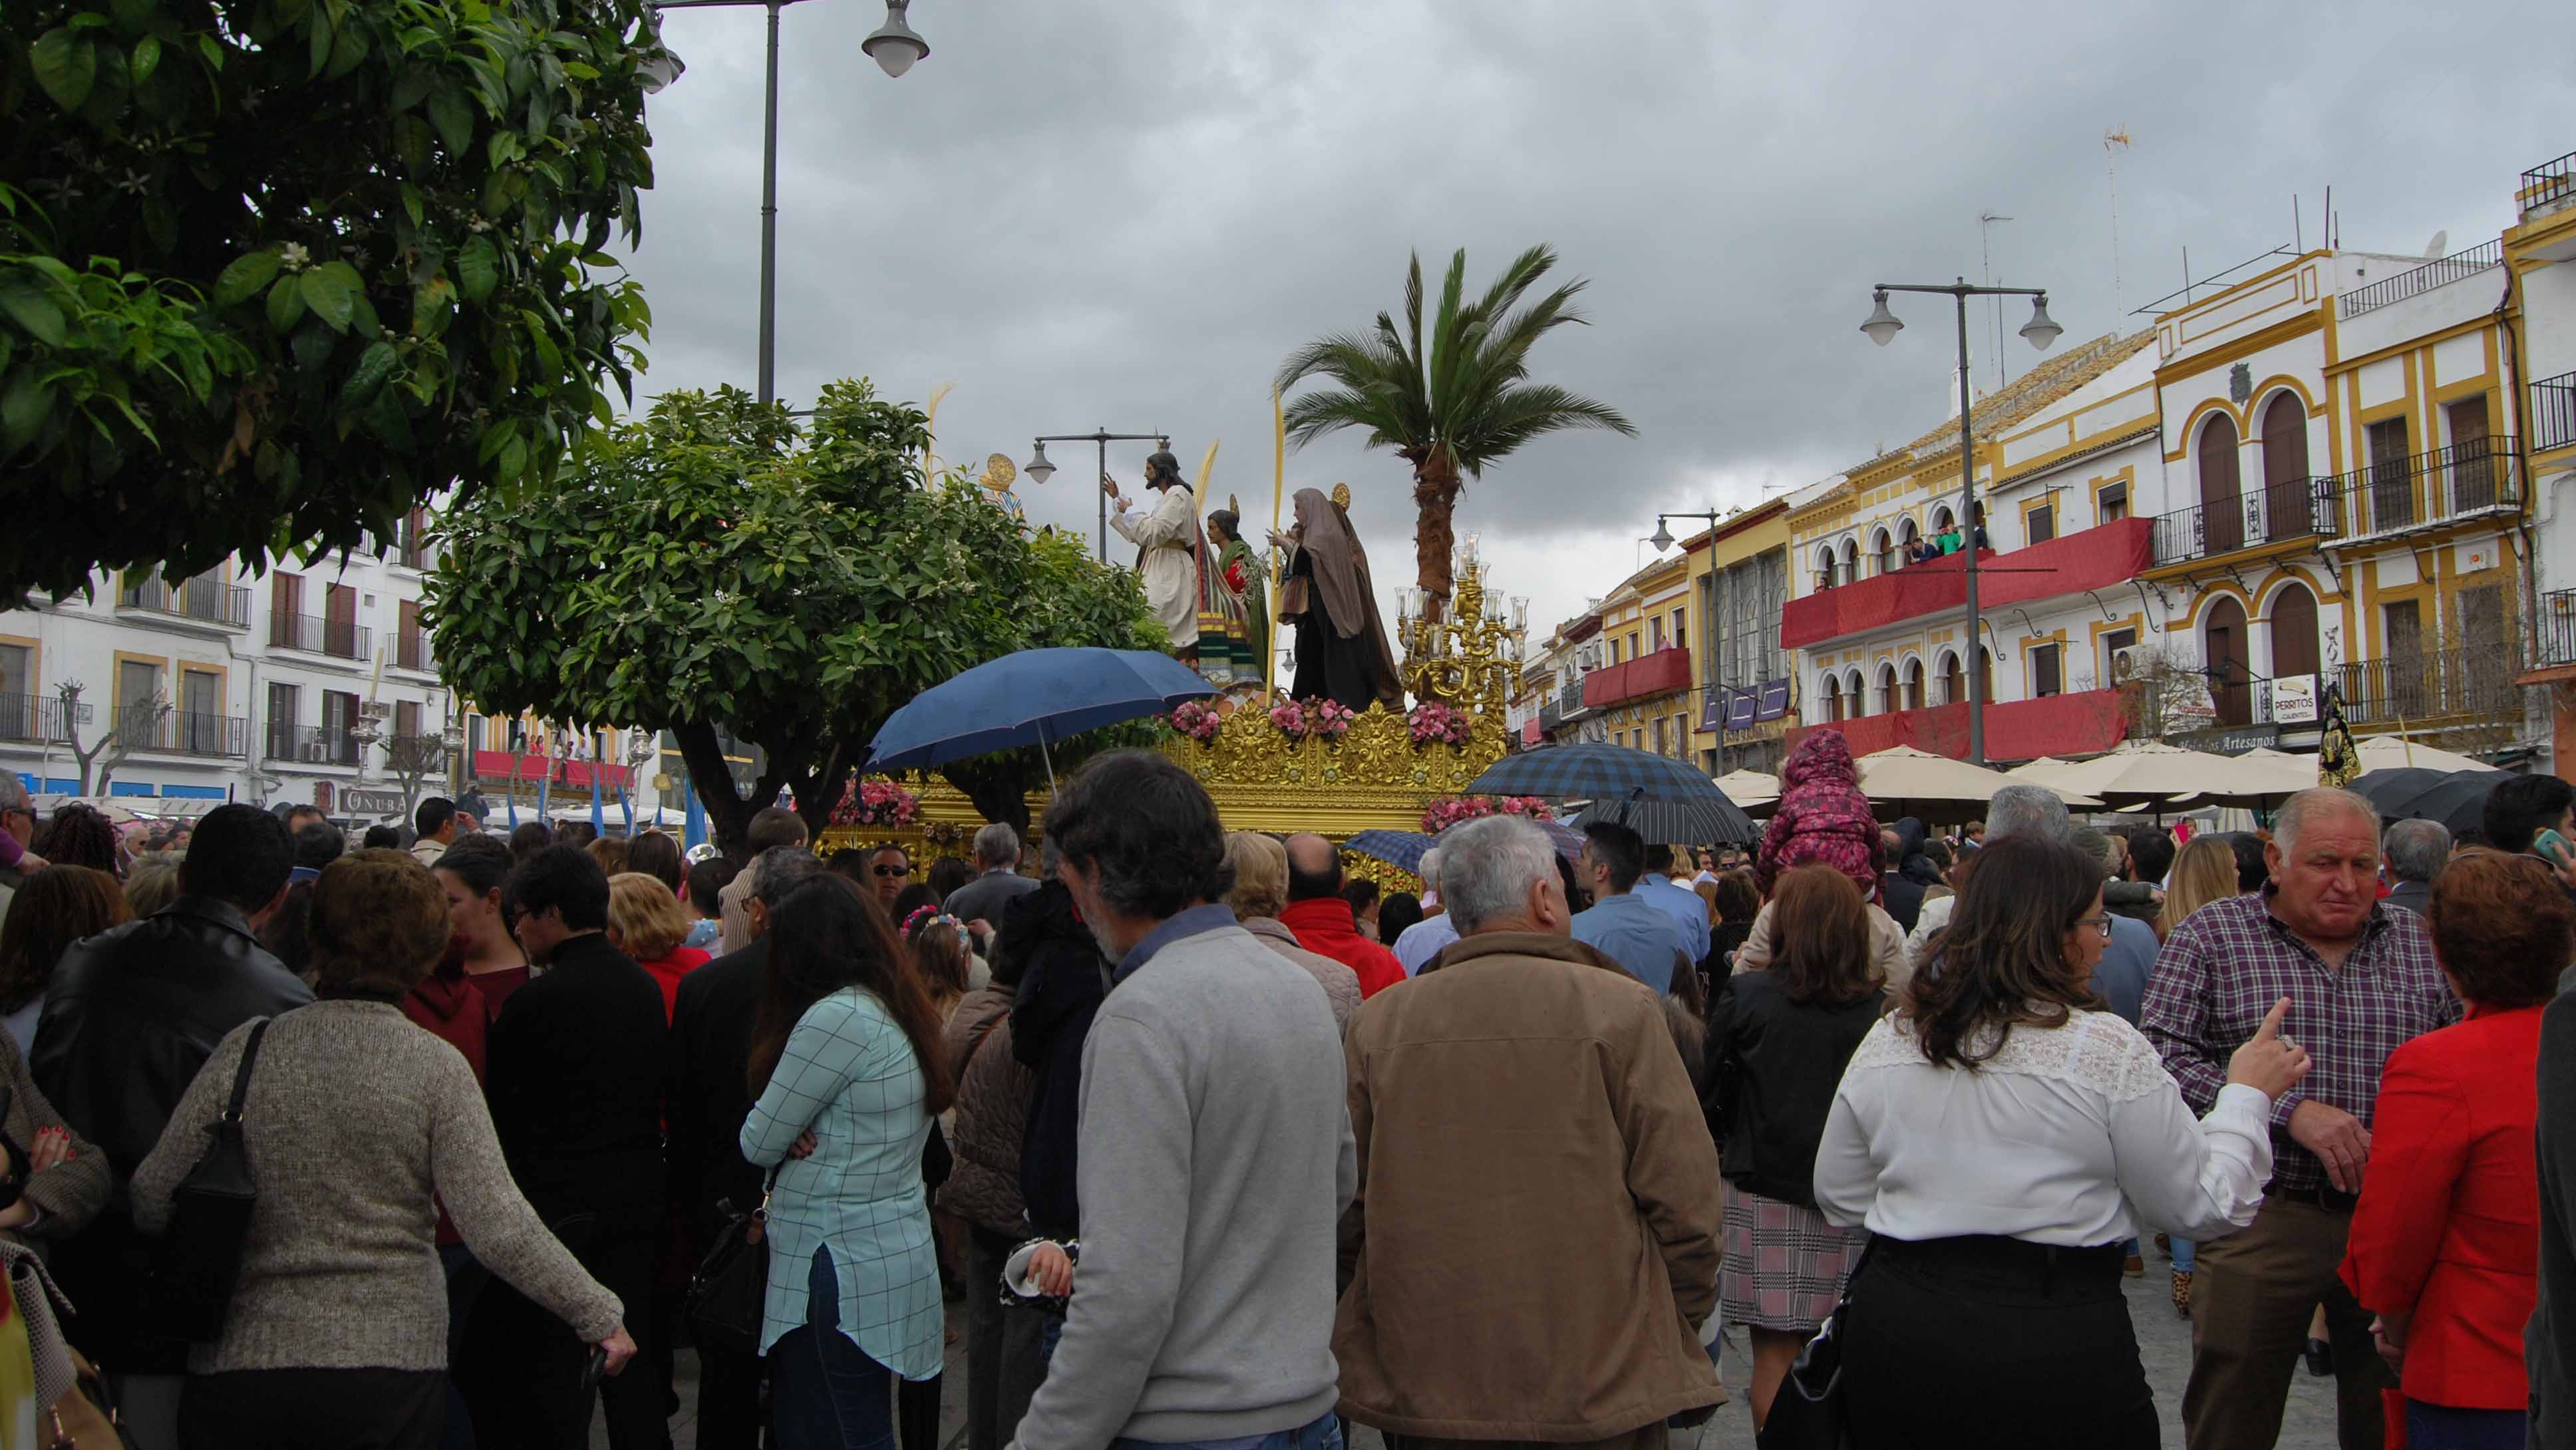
[1815,835,2311,1447]
[363,823,404,851]
[887,881,939,933]
[1376,891,1424,952]
[623,830,683,896]
[506,821,553,863]
[2341,850,2572,1449]
[1702,865,1885,1429]
[742,877,956,1450]
[926,855,972,907]
[434,835,534,1017]
[36,803,118,873]
[0,864,128,1052]
[1709,869,1760,974]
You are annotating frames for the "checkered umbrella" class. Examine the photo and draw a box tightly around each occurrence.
[1467,744,1758,845]
[1343,829,1434,873]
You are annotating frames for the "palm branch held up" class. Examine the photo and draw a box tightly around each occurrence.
[1273,245,1636,617]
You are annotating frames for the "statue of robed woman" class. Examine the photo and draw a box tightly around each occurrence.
[1273,487,1402,712]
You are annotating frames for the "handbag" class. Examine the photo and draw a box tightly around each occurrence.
[153,1019,271,1344]
[1755,1238,1877,1450]
[685,1168,778,1360]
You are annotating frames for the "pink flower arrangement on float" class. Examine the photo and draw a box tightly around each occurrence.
[1418,794,1551,834]
[1167,700,1222,742]
[1407,700,1472,746]
[1269,696,1356,742]
[830,777,920,827]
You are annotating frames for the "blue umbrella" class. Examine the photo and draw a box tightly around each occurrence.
[1344,829,1434,873]
[1467,743,1758,844]
[866,647,1217,790]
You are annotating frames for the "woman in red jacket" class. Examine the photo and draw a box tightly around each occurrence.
[2342,849,2575,1450]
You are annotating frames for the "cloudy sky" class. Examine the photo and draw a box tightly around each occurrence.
[615,0,2571,646]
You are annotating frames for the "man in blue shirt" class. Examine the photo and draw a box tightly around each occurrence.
[1567,821,1690,993]
[1631,844,1711,966]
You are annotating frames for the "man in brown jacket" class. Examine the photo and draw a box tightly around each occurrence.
[1335,814,1724,1450]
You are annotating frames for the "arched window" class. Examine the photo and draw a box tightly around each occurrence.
[2270,582,2320,688]
[1938,650,1965,705]
[1875,664,1899,715]
[1872,529,1895,577]
[2199,414,2244,553]
[1903,657,1925,710]
[2259,392,2312,542]
[1840,539,1861,587]
[1820,674,1843,722]
[2206,596,2251,726]
[1846,669,1868,718]
[1815,545,1838,591]
[1932,505,1956,535]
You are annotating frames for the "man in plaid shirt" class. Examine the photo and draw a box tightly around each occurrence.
[2143,788,2460,1450]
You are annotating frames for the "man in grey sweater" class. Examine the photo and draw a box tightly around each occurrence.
[1009,751,1355,1450]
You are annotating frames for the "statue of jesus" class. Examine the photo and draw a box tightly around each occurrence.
[1102,447,1202,666]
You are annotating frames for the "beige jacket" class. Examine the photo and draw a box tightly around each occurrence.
[1732,898,1913,996]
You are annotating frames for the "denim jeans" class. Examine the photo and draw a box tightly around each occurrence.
[1109,1409,1343,1450]
[2404,1400,2525,1450]
[772,1247,897,1450]
[2172,1236,2196,1272]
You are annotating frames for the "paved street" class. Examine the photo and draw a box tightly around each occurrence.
[625,1247,2344,1450]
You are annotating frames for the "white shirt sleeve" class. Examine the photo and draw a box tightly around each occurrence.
[2108,1079,2274,1241]
[1112,489,1195,547]
[1811,1083,1878,1231]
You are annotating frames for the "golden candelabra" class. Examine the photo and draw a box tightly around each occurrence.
[1394,537,1528,715]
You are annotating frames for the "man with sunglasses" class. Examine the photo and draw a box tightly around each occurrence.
[870,842,913,910]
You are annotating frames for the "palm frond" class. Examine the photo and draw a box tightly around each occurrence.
[1283,387,1408,452]
[1455,281,1593,409]
[1274,329,1397,392]
[1474,243,1560,323]
[1452,383,1637,476]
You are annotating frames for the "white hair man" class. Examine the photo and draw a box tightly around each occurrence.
[945,821,1039,929]
[1900,784,2074,972]
[2142,788,2459,1450]
[0,770,37,915]
[1335,815,1724,1448]
[2378,818,2450,918]
[1389,846,1456,976]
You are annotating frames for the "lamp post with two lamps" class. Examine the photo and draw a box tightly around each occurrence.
[1022,430,1167,563]
[638,0,928,407]
[1858,279,2061,764]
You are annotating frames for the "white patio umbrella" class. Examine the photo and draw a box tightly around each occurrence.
[2352,735,2490,774]
[2034,740,2267,807]
[2221,747,2318,805]
[1855,746,2103,818]
[1710,768,1780,807]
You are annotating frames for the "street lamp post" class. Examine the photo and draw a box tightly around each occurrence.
[1649,509,1730,744]
[1025,430,1167,563]
[1860,279,2062,764]
[642,0,926,407]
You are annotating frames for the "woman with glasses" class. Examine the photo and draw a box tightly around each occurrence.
[1814,835,2312,1447]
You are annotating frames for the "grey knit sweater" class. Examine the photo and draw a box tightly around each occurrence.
[130,1000,623,1372]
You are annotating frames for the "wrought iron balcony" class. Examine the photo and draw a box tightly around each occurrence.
[2523,150,2576,219]
[118,574,251,628]
[2538,589,2576,671]
[2336,649,2521,726]
[269,613,372,660]
[2149,479,2343,566]
[116,706,248,758]
[0,692,88,744]
[2338,241,2503,319]
[265,723,363,765]
[2533,372,2576,456]
[2320,438,2521,541]
[395,632,434,672]
[1555,673,1586,718]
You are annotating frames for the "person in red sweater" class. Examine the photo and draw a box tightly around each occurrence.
[2341,849,2572,1450]
[606,870,711,1021]
[1277,833,1403,998]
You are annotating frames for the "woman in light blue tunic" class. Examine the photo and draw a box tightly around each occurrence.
[742,876,957,1450]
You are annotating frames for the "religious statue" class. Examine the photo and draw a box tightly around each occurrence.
[1103,447,1203,666]
[1272,486,1402,712]
[1201,500,1265,688]
[977,453,1026,527]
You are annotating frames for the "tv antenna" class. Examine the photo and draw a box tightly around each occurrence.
[2105,128,2132,321]
[1980,212,2014,390]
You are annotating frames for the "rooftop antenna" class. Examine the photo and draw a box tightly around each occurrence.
[1980,211,2014,390]
[2104,127,2132,320]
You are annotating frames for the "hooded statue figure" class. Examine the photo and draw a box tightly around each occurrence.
[1279,487,1402,712]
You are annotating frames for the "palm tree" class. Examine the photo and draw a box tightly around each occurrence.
[1274,245,1636,617]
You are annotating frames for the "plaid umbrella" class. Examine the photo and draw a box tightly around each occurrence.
[1468,744,1757,844]
[1343,829,1434,873]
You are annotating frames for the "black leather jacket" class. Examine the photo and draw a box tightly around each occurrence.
[30,895,313,1368]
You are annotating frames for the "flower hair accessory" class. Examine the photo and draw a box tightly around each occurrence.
[901,905,963,941]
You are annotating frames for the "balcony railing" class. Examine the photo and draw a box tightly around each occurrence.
[2321,438,2521,541]
[2533,372,2576,456]
[1584,647,1692,710]
[269,613,371,660]
[2150,478,2343,566]
[1555,674,1586,717]
[114,705,247,758]
[389,524,428,570]
[2524,150,2576,218]
[1784,515,2153,651]
[395,632,434,672]
[2337,649,2522,726]
[1798,686,2130,763]
[0,692,88,744]
[265,723,363,766]
[2339,240,2504,319]
[118,575,251,628]
[2537,589,2576,671]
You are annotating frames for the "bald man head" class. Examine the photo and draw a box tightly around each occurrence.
[1284,832,1343,903]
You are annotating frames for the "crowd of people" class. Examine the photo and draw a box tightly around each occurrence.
[3,754,2576,1449]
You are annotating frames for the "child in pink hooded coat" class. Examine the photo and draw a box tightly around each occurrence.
[1755,730,1880,901]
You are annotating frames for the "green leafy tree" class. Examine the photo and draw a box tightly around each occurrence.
[1,0,669,600]
[425,379,1161,851]
[1273,245,1635,616]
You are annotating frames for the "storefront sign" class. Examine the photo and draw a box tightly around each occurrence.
[342,788,408,818]
[2168,724,2281,756]
[2272,674,2318,725]
[1753,678,1792,722]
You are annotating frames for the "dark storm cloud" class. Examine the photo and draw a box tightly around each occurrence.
[615,0,2570,631]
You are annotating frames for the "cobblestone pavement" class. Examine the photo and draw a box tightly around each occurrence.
[631,1256,2347,1450]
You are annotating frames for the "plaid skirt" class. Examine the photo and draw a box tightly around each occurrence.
[1720,1187,1867,1332]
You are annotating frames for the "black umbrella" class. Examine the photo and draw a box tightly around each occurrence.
[1466,744,1758,844]
[2347,766,2513,835]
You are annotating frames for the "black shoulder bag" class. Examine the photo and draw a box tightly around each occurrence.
[154,1019,271,1344]
[686,1167,778,1359]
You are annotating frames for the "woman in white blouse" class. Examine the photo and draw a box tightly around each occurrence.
[1813,834,2309,1448]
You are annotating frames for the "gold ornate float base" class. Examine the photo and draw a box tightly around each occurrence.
[816,700,1506,895]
